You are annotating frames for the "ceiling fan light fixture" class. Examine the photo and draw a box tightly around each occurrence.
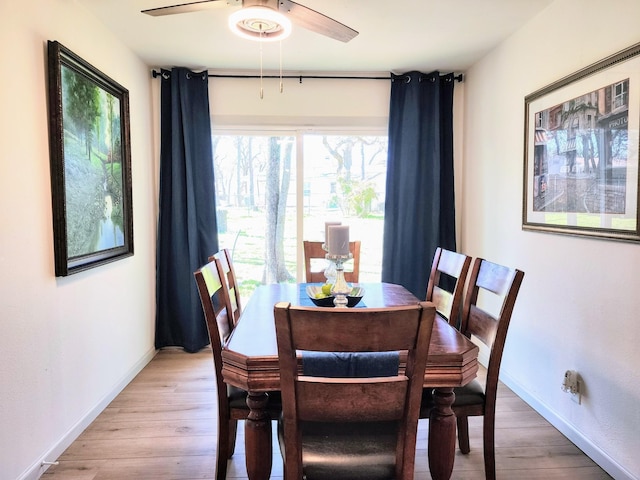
[228,6,292,42]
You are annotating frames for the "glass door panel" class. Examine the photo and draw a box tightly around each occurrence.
[213,134,297,305]
[302,134,387,282]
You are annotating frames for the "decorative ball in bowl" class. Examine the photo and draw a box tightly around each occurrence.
[306,285,364,308]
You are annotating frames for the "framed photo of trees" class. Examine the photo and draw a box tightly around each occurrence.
[47,41,134,275]
[523,42,640,242]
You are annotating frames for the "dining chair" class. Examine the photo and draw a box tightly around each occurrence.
[421,257,524,480]
[194,260,281,480]
[425,247,472,327]
[209,248,242,328]
[303,240,361,283]
[274,301,436,480]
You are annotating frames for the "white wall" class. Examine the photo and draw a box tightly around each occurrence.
[209,73,391,128]
[0,1,157,479]
[461,0,640,478]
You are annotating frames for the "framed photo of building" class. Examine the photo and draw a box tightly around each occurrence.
[523,42,640,242]
[47,41,134,275]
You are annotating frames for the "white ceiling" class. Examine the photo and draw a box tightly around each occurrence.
[77,0,554,74]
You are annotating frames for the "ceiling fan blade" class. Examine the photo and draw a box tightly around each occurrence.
[141,0,239,17]
[278,0,358,42]
[142,0,358,43]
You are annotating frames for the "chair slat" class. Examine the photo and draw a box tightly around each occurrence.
[438,248,471,277]
[466,304,498,347]
[297,377,408,422]
[476,260,517,296]
[288,306,421,352]
[432,286,453,319]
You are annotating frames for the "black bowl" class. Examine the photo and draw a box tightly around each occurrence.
[306,285,364,308]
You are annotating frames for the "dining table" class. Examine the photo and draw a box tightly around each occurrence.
[221,282,479,480]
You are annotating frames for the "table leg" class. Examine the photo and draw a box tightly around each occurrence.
[245,392,272,480]
[428,387,456,480]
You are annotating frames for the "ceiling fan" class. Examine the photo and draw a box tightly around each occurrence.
[141,0,359,43]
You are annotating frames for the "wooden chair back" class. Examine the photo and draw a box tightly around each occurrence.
[193,260,232,423]
[274,301,436,480]
[210,248,242,328]
[461,258,524,383]
[455,257,525,479]
[303,240,361,283]
[196,259,277,480]
[425,247,472,327]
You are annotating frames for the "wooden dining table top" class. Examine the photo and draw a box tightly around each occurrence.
[221,282,479,392]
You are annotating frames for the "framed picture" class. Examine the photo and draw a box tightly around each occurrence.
[47,41,134,275]
[523,42,640,242]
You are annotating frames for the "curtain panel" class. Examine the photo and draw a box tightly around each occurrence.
[155,68,219,352]
[382,71,456,298]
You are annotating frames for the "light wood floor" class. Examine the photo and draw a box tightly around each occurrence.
[42,348,612,480]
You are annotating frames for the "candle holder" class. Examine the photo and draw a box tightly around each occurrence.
[326,253,352,308]
[321,243,337,284]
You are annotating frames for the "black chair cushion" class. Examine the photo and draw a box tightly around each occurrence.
[278,418,398,480]
[227,385,248,409]
[419,379,485,417]
[452,379,485,407]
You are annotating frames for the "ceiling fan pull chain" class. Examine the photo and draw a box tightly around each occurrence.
[279,40,284,93]
[259,31,264,99]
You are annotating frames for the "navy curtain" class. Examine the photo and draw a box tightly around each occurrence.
[155,68,219,353]
[381,71,456,298]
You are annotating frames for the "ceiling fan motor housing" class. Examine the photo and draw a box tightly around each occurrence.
[228,1,292,41]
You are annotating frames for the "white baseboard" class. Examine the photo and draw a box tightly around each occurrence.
[500,370,636,480]
[20,347,157,480]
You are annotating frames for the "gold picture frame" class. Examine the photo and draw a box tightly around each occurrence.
[523,42,640,242]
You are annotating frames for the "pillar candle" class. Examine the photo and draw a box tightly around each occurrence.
[324,221,341,246]
[328,225,349,255]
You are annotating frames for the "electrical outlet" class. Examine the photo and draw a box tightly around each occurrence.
[570,379,581,404]
[562,370,581,404]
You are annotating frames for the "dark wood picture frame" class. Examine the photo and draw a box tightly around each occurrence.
[523,42,640,243]
[47,41,134,275]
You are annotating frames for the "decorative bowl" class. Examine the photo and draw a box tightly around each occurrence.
[306,285,364,308]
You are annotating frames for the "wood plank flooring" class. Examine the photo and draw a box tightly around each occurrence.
[42,348,612,479]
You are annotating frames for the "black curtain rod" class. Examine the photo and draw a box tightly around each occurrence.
[151,70,464,83]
